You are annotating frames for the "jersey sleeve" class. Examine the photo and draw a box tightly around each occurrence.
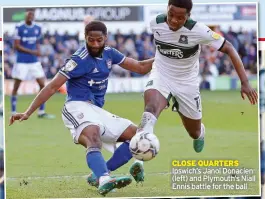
[14,25,21,40]
[59,56,85,79]
[196,23,225,51]
[111,48,126,65]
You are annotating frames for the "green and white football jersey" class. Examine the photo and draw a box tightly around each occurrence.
[150,14,225,83]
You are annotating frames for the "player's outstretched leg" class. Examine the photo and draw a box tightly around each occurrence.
[138,89,167,133]
[87,124,144,186]
[178,112,205,153]
[36,78,55,119]
[79,125,132,195]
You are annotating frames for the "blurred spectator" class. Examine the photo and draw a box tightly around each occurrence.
[4,27,257,80]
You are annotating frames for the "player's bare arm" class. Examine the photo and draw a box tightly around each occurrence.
[120,57,154,75]
[14,39,40,56]
[219,40,258,105]
[9,73,67,125]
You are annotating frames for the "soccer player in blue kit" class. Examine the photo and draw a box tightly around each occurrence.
[10,21,154,195]
[11,8,54,118]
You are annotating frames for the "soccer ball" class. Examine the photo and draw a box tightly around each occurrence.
[129,131,160,161]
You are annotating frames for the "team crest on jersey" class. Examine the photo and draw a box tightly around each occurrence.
[178,35,188,44]
[63,59,78,72]
[35,29,39,35]
[23,29,28,34]
[106,59,112,69]
[211,32,221,40]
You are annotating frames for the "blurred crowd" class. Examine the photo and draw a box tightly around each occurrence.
[3,26,257,80]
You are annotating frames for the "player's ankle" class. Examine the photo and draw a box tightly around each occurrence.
[195,123,205,140]
[99,175,111,185]
[38,110,45,115]
[138,112,157,131]
[134,159,144,165]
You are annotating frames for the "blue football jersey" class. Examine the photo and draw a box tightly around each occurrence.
[59,45,125,108]
[14,22,41,63]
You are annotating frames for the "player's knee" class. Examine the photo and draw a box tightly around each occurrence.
[39,83,45,89]
[89,130,102,147]
[80,125,102,149]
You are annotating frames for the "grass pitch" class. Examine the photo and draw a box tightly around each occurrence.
[5,91,259,198]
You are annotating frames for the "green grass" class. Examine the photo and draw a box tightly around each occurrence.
[5,91,260,198]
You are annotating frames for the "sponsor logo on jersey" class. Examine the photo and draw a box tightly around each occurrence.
[21,37,37,42]
[155,39,199,59]
[157,45,184,59]
[88,78,108,87]
[92,68,99,74]
[178,35,188,44]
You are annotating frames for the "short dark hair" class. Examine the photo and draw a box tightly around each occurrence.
[168,0,193,13]
[85,21,107,36]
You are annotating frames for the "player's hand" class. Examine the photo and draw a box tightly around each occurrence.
[9,113,30,126]
[241,81,258,105]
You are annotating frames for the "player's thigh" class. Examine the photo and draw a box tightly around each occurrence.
[62,101,133,145]
[11,63,30,81]
[117,124,137,142]
[173,85,202,120]
[62,101,105,144]
[30,62,45,79]
[100,110,135,144]
[172,85,202,132]
[144,70,170,117]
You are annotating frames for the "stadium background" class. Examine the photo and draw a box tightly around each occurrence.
[2,3,264,199]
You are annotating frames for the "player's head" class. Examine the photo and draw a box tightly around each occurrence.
[167,0,193,31]
[84,21,107,57]
[25,8,35,25]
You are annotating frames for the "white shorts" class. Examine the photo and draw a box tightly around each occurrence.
[62,101,133,145]
[11,62,45,81]
[144,68,202,120]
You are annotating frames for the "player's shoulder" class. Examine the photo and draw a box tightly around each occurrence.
[184,19,210,33]
[33,22,42,29]
[150,13,167,27]
[72,46,89,61]
[15,21,25,29]
[183,18,198,31]
[103,46,120,55]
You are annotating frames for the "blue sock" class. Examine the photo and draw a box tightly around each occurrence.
[11,96,17,113]
[107,141,133,171]
[39,103,45,114]
[86,150,109,179]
